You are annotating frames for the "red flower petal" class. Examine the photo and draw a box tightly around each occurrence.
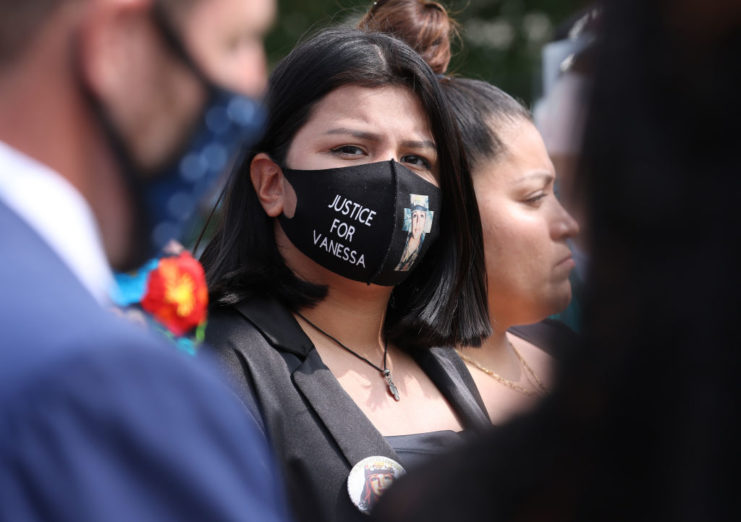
[141,252,208,336]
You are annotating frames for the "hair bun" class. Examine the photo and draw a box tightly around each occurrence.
[358,0,457,75]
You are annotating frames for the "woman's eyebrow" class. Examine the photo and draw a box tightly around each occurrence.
[324,128,382,142]
[324,128,436,151]
[514,171,555,184]
[401,139,436,150]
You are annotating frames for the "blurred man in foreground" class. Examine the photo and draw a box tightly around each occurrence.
[0,0,288,520]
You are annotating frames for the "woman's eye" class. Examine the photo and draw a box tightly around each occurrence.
[524,192,548,206]
[401,154,432,170]
[330,145,365,156]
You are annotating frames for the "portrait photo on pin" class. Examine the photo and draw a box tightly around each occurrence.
[347,456,406,514]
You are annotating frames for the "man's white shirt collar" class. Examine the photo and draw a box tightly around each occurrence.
[0,141,114,304]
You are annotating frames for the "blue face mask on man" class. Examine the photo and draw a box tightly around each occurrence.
[143,87,265,258]
[88,3,266,271]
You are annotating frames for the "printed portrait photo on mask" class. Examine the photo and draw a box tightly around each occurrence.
[395,194,434,272]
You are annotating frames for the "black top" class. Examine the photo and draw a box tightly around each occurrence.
[386,430,467,471]
[509,318,578,361]
[204,297,490,522]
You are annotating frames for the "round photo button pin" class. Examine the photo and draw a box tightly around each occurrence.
[347,456,406,515]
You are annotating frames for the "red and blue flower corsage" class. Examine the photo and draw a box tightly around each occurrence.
[112,245,208,355]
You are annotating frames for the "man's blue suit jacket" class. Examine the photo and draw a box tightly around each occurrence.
[0,200,290,521]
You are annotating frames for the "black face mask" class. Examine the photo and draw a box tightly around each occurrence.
[278,160,441,286]
[81,4,265,271]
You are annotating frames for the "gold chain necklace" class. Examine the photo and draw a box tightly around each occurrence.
[457,340,547,397]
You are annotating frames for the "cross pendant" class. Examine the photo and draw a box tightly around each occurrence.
[383,369,400,401]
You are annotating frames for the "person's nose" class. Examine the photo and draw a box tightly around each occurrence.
[551,199,580,240]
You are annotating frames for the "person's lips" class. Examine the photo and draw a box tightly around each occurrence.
[555,253,576,270]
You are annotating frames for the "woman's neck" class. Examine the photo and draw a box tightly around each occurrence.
[278,224,392,350]
[473,328,512,362]
[298,278,392,350]
[460,311,518,371]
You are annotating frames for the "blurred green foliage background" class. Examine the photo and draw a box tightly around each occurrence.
[264,0,586,106]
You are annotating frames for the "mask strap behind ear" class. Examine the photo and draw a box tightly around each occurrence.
[150,2,211,87]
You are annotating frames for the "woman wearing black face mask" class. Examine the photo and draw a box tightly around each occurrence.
[199,28,490,522]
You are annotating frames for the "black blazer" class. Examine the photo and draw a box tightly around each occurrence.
[204,297,490,522]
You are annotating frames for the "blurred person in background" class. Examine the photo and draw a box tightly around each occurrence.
[360,0,580,425]
[0,0,289,520]
[372,0,741,519]
[443,78,580,423]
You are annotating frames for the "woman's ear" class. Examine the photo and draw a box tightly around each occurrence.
[250,153,295,217]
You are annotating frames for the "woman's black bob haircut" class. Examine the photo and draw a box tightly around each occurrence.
[201,28,490,349]
[440,77,531,169]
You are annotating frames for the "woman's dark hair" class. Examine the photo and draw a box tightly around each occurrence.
[357,0,458,75]
[440,78,532,169]
[201,28,490,349]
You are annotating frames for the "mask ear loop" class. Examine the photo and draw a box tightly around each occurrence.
[150,2,218,259]
[150,2,211,86]
[192,150,268,255]
[71,28,153,268]
[192,185,226,255]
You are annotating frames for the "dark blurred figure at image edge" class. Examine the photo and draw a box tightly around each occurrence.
[0,0,290,520]
[534,8,598,334]
[372,0,741,520]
